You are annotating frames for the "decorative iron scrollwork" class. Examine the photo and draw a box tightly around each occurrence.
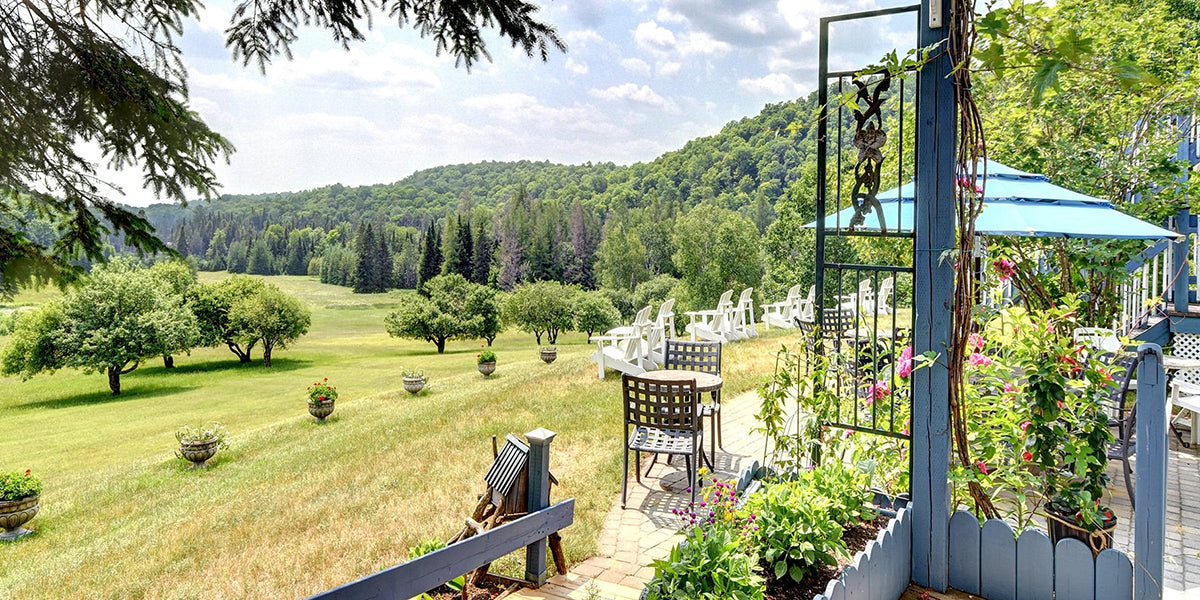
[849,72,891,233]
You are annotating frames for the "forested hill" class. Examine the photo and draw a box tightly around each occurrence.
[135,87,848,308]
[143,93,821,235]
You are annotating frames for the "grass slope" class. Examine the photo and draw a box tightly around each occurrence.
[0,274,787,599]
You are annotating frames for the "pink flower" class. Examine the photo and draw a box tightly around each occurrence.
[897,346,914,378]
[968,332,985,351]
[869,380,890,403]
[975,461,989,475]
[1003,382,1016,393]
[1020,421,1031,431]
[968,352,992,367]
[993,258,1016,282]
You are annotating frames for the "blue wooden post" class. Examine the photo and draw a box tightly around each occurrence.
[910,0,955,591]
[524,428,555,586]
[1172,208,1189,312]
[1134,345,1166,600]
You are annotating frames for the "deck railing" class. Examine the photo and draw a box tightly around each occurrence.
[305,429,571,600]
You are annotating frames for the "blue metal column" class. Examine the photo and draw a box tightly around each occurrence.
[1134,345,1166,600]
[911,0,954,591]
[1172,208,1189,312]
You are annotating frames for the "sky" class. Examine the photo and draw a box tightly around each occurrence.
[111,0,922,206]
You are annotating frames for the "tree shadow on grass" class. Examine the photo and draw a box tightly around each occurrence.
[150,356,313,375]
[13,383,201,411]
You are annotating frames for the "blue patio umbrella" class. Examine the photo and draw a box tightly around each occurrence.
[814,160,1180,239]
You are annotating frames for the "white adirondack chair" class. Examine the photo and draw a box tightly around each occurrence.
[762,285,802,330]
[645,298,676,366]
[590,305,653,379]
[685,290,733,342]
[795,285,816,324]
[726,287,755,340]
[839,279,875,315]
[686,307,730,344]
[874,276,894,315]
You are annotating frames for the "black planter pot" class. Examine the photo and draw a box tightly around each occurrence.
[1045,507,1116,555]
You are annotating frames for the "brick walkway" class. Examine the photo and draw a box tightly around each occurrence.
[509,387,1200,599]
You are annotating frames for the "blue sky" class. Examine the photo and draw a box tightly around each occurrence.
[113,0,920,206]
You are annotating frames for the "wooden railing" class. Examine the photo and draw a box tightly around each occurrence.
[306,429,572,600]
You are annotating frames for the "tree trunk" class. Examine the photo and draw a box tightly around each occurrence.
[163,355,174,369]
[548,327,558,344]
[108,367,121,395]
[262,343,273,367]
[435,338,446,353]
[534,331,543,345]
[227,341,252,363]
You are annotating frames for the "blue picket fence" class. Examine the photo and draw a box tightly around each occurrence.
[814,507,912,600]
[948,512,1136,600]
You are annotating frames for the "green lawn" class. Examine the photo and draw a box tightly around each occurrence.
[0,274,789,600]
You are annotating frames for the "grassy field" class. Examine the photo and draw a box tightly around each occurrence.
[0,274,790,600]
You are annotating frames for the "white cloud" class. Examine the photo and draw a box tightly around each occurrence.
[565,57,589,75]
[590,83,672,109]
[656,61,682,76]
[621,58,652,75]
[739,72,800,96]
[271,45,441,98]
[188,68,272,96]
[565,29,604,46]
[634,21,676,53]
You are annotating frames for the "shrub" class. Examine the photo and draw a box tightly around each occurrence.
[477,350,497,364]
[175,423,230,447]
[646,479,764,600]
[0,469,42,501]
[741,479,847,583]
[803,460,872,527]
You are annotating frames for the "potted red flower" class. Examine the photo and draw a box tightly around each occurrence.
[307,378,339,421]
[1,469,42,541]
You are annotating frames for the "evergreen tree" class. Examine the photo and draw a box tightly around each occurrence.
[445,215,473,278]
[173,224,190,258]
[227,240,249,274]
[471,220,493,285]
[417,221,443,291]
[247,239,274,275]
[353,224,380,293]
[374,226,393,292]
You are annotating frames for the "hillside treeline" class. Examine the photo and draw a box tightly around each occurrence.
[140,96,832,309]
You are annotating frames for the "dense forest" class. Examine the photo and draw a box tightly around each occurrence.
[130,92,833,313]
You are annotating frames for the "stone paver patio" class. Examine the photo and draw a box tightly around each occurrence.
[511,384,1200,599]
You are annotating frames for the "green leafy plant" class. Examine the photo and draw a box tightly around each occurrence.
[402,368,424,379]
[0,469,42,501]
[741,479,847,583]
[407,538,464,598]
[803,460,872,527]
[307,378,338,405]
[644,526,764,600]
[947,300,1114,533]
[175,423,230,448]
[477,349,497,364]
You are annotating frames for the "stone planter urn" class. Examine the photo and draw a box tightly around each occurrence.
[0,496,39,541]
[308,399,336,422]
[478,362,497,377]
[540,347,558,364]
[402,376,426,394]
[178,438,221,468]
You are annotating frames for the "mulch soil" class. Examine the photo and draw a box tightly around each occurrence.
[422,579,511,600]
[763,514,891,600]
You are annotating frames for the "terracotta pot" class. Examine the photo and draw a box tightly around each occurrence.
[403,377,425,394]
[308,399,336,421]
[0,496,39,541]
[478,362,496,377]
[540,348,557,364]
[1045,507,1116,555]
[178,438,221,467]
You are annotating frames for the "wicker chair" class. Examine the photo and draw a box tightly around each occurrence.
[664,339,722,460]
[621,374,701,508]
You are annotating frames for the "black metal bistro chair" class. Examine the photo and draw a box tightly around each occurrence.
[621,373,702,508]
[1102,353,1140,509]
[664,339,722,460]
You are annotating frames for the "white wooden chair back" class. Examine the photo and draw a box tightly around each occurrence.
[875,276,894,314]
